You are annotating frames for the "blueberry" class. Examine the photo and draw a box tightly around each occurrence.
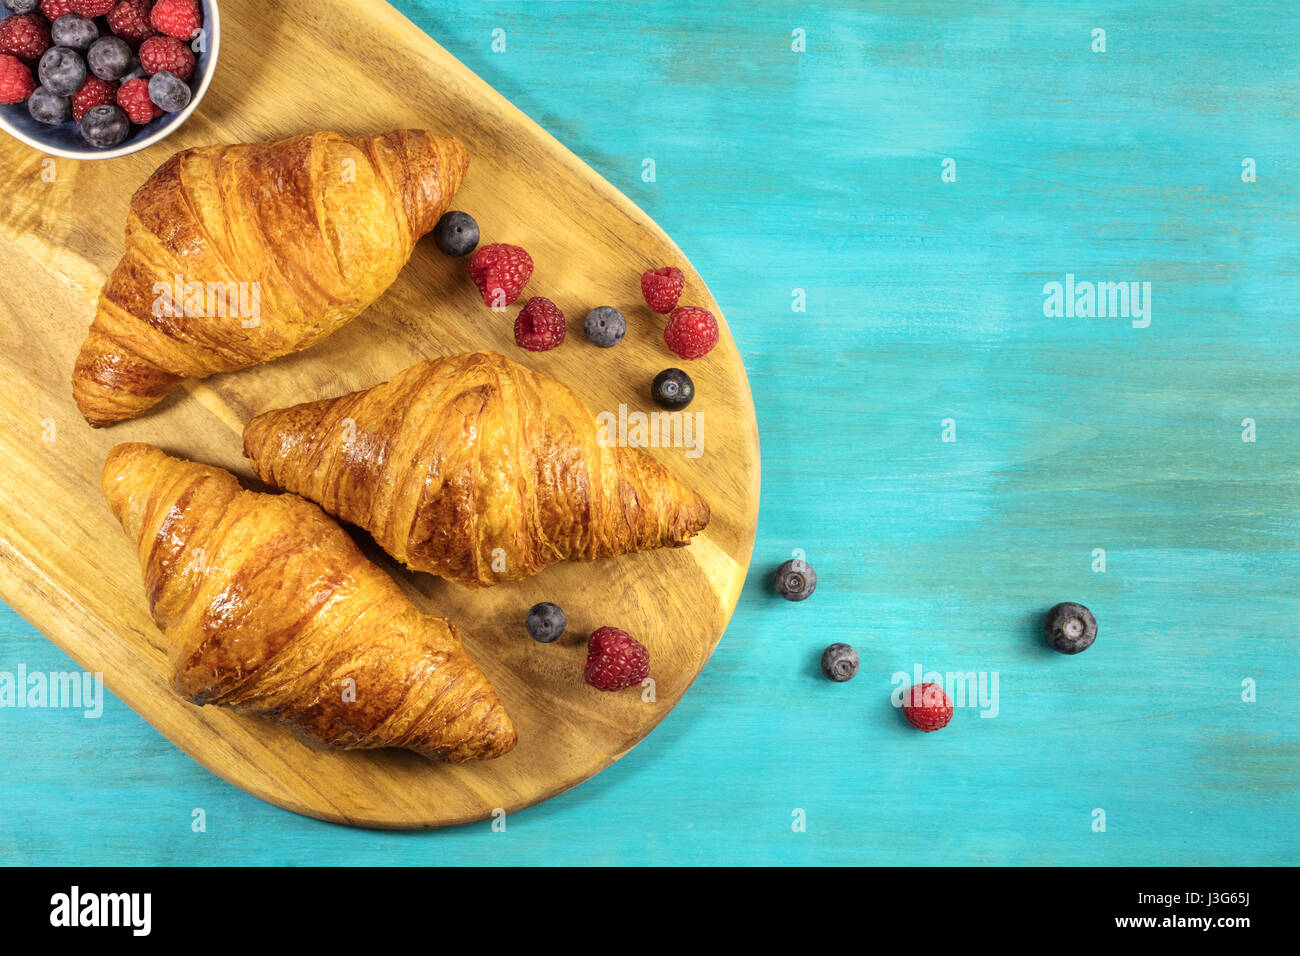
[38,47,86,97]
[583,307,626,348]
[27,86,70,125]
[1045,602,1097,654]
[87,36,132,82]
[3,0,39,12]
[148,70,190,112]
[651,368,694,410]
[432,210,479,257]
[820,643,858,682]
[774,559,816,601]
[80,104,129,149]
[51,15,98,52]
[525,602,566,644]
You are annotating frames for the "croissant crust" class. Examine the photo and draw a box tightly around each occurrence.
[74,129,468,427]
[101,442,516,761]
[243,351,711,588]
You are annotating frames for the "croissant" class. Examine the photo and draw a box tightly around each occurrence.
[101,442,516,761]
[242,350,711,589]
[74,129,469,427]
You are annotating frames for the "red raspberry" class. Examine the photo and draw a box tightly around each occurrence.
[584,627,650,692]
[150,0,202,40]
[40,0,77,20]
[0,14,51,63]
[107,0,157,46]
[641,266,684,314]
[138,35,194,80]
[513,297,566,351]
[0,54,34,105]
[71,75,116,120]
[467,242,533,308]
[116,76,161,123]
[71,0,116,15]
[663,305,718,359]
[902,682,954,733]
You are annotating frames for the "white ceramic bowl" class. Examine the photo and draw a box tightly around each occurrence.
[0,0,219,160]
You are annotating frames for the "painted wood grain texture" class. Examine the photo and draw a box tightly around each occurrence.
[2,0,1297,863]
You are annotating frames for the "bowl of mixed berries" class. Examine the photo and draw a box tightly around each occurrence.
[0,0,218,158]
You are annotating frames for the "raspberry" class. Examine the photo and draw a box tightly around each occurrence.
[513,297,566,351]
[40,0,76,19]
[150,0,202,40]
[641,266,684,314]
[0,54,34,104]
[138,35,193,80]
[584,627,650,692]
[902,683,954,733]
[116,76,161,123]
[71,0,115,15]
[467,242,533,308]
[71,75,115,120]
[663,305,718,360]
[107,0,157,46]
[0,13,51,62]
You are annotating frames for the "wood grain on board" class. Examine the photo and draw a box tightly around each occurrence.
[0,0,759,827]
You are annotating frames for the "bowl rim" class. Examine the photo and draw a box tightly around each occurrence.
[0,2,221,161]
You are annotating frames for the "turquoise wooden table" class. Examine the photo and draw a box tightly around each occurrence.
[2,0,1297,865]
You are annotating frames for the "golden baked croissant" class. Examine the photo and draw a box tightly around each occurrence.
[101,442,516,761]
[74,129,469,427]
[243,350,711,589]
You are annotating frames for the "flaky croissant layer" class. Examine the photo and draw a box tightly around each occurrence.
[102,442,516,761]
[75,129,469,427]
[243,350,711,589]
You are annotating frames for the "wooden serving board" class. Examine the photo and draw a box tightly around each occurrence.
[0,0,758,827]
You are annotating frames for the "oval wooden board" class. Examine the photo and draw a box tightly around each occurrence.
[0,0,759,828]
